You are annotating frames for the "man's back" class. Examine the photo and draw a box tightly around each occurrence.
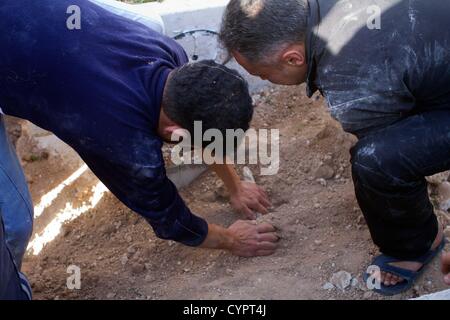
[0,0,186,145]
[309,0,450,136]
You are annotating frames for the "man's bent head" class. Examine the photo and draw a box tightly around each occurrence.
[220,0,309,85]
[161,60,253,155]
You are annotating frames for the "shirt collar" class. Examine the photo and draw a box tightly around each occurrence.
[305,0,321,97]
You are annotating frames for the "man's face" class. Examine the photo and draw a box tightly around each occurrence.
[233,45,308,86]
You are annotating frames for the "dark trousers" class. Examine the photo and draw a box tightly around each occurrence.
[351,110,450,260]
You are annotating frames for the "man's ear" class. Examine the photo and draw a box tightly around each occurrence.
[281,44,306,67]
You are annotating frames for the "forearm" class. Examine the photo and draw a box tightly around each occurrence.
[198,223,234,250]
[209,163,241,195]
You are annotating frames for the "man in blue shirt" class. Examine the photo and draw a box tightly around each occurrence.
[0,0,279,299]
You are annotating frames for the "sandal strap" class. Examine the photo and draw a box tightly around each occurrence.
[371,255,418,282]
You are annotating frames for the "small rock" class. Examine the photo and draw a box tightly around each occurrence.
[351,278,359,287]
[200,191,217,203]
[437,182,450,211]
[62,225,72,237]
[243,166,256,183]
[363,291,374,299]
[106,292,116,299]
[120,254,128,266]
[114,221,122,230]
[131,263,145,274]
[330,271,352,291]
[102,224,116,235]
[144,274,153,281]
[214,184,228,200]
[357,215,365,225]
[322,282,334,290]
[144,263,152,270]
[316,126,332,140]
[314,165,335,180]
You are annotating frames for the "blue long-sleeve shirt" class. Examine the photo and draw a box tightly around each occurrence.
[0,0,208,246]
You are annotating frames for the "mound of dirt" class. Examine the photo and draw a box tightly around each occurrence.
[15,85,450,300]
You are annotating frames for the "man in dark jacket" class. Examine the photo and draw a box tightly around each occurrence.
[220,0,449,295]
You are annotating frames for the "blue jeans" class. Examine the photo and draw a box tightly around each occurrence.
[0,214,32,299]
[0,115,33,299]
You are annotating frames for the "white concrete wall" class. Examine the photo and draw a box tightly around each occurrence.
[138,0,270,93]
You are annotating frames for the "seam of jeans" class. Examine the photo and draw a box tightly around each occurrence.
[0,166,34,222]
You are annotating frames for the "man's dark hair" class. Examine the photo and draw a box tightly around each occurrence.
[219,0,309,64]
[163,60,253,154]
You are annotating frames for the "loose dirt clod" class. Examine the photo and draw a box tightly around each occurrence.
[314,165,335,180]
[330,271,352,291]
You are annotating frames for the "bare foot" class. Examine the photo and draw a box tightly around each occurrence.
[379,226,444,287]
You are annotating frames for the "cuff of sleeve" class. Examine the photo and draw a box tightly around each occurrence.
[172,213,208,247]
[146,193,208,247]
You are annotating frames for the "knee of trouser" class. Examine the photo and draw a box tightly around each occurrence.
[350,139,402,190]
[2,209,33,267]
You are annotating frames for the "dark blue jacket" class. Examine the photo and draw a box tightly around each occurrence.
[306,0,450,137]
[0,0,208,246]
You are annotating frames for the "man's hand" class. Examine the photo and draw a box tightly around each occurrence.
[442,252,450,285]
[209,164,271,219]
[199,221,279,257]
[230,181,271,219]
[227,220,279,257]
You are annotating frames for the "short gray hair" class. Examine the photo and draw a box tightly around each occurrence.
[219,0,309,64]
